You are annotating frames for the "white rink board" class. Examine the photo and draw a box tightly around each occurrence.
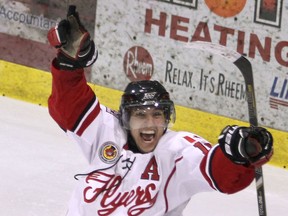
[92,0,288,131]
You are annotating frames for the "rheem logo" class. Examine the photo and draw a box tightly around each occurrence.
[123,46,154,81]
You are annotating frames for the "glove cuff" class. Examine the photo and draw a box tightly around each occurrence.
[56,40,98,70]
[219,126,249,165]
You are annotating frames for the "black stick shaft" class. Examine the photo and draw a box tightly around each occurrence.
[234,56,267,216]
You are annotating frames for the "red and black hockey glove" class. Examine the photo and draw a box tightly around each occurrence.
[47,5,97,70]
[218,125,273,167]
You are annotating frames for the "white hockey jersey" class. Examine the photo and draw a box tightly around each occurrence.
[48,64,255,216]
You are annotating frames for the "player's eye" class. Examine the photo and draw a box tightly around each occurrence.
[152,110,164,118]
[133,109,146,118]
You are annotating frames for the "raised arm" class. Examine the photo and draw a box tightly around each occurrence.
[47,5,98,132]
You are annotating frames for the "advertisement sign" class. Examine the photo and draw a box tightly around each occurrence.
[93,0,287,131]
[0,0,96,42]
[0,0,286,132]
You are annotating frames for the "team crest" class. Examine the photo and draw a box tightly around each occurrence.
[99,142,120,163]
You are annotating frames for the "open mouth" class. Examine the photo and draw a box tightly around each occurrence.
[140,130,156,142]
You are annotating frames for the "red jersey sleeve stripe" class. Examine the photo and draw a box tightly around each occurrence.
[200,150,217,191]
[74,99,101,136]
[200,145,221,191]
[71,95,97,132]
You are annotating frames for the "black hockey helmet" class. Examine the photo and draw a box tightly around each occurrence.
[119,80,176,129]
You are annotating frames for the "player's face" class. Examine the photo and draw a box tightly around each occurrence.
[129,106,166,153]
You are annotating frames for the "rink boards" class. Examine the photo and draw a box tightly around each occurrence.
[0,59,287,169]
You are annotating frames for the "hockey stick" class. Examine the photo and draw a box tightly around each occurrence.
[186,42,267,216]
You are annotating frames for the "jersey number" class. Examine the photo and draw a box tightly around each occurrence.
[184,135,211,155]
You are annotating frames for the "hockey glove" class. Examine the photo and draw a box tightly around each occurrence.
[218,125,273,167]
[47,5,97,70]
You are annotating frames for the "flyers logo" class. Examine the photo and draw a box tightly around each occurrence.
[83,171,159,215]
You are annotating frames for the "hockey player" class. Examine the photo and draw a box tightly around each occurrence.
[47,6,273,216]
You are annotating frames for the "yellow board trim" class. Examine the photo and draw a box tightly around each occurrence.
[1,60,287,168]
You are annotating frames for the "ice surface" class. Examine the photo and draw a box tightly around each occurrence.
[0,96,287,216]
